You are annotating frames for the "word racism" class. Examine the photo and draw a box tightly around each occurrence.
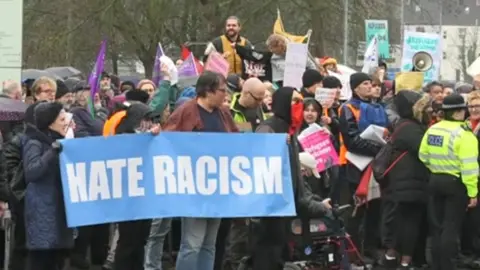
[65,155,284,203]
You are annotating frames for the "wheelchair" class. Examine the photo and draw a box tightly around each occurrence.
[237,205,369,270]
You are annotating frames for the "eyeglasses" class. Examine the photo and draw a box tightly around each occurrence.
[39,89,55,94]
[249,92,263,102]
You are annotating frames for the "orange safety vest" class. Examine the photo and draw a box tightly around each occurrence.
[338,104,360,165]
[103,111,127,137]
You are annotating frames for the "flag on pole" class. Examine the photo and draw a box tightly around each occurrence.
[273,9,309,43]
[87,40,107,118]
[361,35,379,74]
[178,53,199,77]
[152,43,165,86]
[181,45,204,74]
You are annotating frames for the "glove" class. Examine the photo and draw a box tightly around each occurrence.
[52,141,63,153]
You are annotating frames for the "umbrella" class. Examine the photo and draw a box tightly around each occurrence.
[0,97,28,121]
[336,64,357,75]
[21,69,62,81]
[45,66,82,79]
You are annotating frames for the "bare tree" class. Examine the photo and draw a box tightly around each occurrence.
[454,26,479,82]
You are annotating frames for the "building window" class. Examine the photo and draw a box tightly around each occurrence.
[459,28,467,38]
[443,52,447,59]
[443,30,447,38]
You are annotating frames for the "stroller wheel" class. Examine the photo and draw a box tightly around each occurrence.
[283,262,302,270]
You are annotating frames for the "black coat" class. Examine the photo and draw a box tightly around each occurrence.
[383,119,429,202]
[383,91,430,202]
[0,134,24,203]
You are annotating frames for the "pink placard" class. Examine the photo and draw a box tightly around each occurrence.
[205,52,230,78]
[298,130,339,173]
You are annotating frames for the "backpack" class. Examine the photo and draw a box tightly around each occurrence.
[371,121,410,185]
[343,102,389,132]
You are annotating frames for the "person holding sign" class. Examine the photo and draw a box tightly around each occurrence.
[163,71,239,270]
[206,16,253,76]
[300,69,324,99]
[252,87,331,270]
[111,102,161,270]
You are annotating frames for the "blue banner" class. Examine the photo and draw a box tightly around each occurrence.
[59,132,296,227]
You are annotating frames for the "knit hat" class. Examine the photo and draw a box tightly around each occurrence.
[350,72,371,91]
[227,74,242,92]
[322,76,342,89]
[136,79,156,90]
[73,81,90,92]
[34,102,64,131]
[125,89,150,104]
[455,82,473,94]
[55,80,70,100]
[442,93,466,110]
[302,69,324,88]
[25,102,44,125]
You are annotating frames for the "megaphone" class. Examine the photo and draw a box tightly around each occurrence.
[412,51,433,72]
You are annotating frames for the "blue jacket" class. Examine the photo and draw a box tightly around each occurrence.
[22,125,73,250]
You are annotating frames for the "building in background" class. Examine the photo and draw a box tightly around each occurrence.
[403,0,480,81]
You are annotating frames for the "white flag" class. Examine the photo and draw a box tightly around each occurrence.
[361,35,379,74]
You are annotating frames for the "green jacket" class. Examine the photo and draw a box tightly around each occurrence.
[149,80,179,115]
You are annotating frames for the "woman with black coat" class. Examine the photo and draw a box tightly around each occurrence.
[380,91,432,269]
[22,102,73,270]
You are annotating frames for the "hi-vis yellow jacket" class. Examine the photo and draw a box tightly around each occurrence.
[419,120,479,198]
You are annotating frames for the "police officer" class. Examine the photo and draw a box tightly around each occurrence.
[419,93,479,270]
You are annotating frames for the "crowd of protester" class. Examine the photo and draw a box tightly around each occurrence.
[2,15,480,270]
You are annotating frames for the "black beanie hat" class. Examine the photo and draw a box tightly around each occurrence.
[302,69,323,88]
[350,72,371,91]
[34,102,64,131]
[322,76,342,89]
[25,102,45,125]
[73,81,90,93]
[55,80,70,100]
[125,89,150,104]
[227,74,241,92]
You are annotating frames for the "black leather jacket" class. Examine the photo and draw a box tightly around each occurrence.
[0,134,24,203]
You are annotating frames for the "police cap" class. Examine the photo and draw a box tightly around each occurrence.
[442,93,467,110]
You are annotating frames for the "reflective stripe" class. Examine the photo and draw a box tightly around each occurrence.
[428,164,460,172]
[462,169,479,176]
[462,157,478,163]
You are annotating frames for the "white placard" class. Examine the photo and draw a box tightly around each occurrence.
[315,88,336,108]
[0,0,23,84]
[283,43,308,89]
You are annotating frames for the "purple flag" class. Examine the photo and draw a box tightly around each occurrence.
[178,53,198,77]
[152,43,164,86]
[87,40,107,117]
